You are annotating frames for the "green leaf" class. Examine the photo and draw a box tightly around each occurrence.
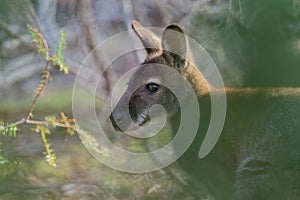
[0,153,20,176]
[0,123,18,137]
[52,30,69,74]
[27,25,50,60]
[45,116,58,127]
[32,125,56,167]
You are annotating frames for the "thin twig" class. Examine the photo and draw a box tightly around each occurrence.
[26,64,51,121]
[26,26,52,121]
[9,118,26,127]
[27,25,50,60]
[60,112,71,141]
[26,119,75,129]
[4,116,77,137]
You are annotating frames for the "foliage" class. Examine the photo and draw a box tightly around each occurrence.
[53,31,69,74]
[0,25,94,169]
[0,152,19,176]
[32,125,56,167]
[0,122,18,138]
[0,122,19,176]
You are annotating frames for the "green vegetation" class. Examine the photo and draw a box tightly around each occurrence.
[0,26,88,168]
[0,26,198,200]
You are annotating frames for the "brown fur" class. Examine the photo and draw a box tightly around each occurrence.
[110,21,300,199]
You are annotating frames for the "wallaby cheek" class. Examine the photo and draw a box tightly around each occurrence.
[162,90,179,110]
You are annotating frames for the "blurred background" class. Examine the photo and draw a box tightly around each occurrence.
[1,0,300,199]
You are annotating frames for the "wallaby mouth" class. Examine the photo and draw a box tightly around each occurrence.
[109,113,124,132]
[109,110,150,133]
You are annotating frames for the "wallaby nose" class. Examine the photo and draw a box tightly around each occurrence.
[109,113,124,132]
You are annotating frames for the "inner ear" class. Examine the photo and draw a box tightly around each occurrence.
[161,24,187,71]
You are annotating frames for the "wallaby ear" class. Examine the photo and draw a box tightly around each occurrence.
[161,24,187,71]
[132,20,161,55]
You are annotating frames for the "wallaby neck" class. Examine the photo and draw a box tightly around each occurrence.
[183,62,210,96]
[222,87,300,96]
[183,62,300,98]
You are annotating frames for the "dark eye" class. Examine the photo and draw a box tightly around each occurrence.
[146,83,160,93]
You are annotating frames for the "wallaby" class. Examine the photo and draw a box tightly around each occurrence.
[110,20,300,200]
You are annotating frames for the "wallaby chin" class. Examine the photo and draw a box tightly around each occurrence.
[109,20,300,200]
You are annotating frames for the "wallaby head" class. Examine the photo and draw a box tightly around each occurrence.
[110,20,208,132]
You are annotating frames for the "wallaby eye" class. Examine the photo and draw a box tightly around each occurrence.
[146,83,160,93]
